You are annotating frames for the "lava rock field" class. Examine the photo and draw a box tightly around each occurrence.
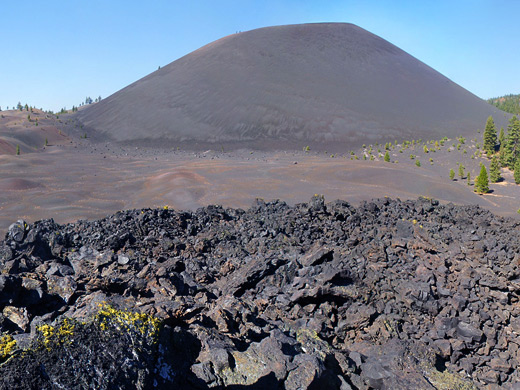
[1,196,520,389]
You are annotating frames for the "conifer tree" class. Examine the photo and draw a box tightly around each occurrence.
[483,116,497,155]
[384,151,390,162]
[458,164,464,179]
[467,172,471,186]
[498,127,505,146]
[489,155,501,183]
[475,164,489,194]
[504,116,520,167]
[449,168,455,180]
[499,141,507,167]
[515,159,520,185]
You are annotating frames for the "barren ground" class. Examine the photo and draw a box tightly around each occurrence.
[1,108,518,234]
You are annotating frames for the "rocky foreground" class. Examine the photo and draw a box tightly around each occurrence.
[1,196,520,389]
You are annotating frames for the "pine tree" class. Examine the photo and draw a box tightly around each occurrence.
[467,172,471,186]
[449,168,455,180]
[515,159,520,185]
[483,116,497,155]
[499,141,507,167]
[384,151,390,162]
[475,164,489,194]
[458,164,464,179]
[489,155,501,183]
[498,127,505,146]
[16,144,20,155]
[504,116,520,167]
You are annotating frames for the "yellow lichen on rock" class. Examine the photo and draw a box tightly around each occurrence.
[36,318,76,350]
[0,334,17,362]
[426,368,477,390]
[95,304,161,344]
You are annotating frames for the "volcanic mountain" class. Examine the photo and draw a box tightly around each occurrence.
[77,23,506,151]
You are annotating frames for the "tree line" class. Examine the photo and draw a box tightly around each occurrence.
[475,114,520,193]
[487,94,520,115]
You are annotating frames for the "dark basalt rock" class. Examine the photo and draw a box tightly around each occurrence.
[1,196,520,389]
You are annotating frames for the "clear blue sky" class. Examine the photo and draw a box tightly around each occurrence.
[1,0,518,112]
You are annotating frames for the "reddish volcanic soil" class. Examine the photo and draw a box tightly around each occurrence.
[1,127,519,234]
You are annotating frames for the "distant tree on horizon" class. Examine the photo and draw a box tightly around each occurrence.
[483,116,497,155]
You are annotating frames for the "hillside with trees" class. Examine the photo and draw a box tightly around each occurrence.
[487,94,520,115]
